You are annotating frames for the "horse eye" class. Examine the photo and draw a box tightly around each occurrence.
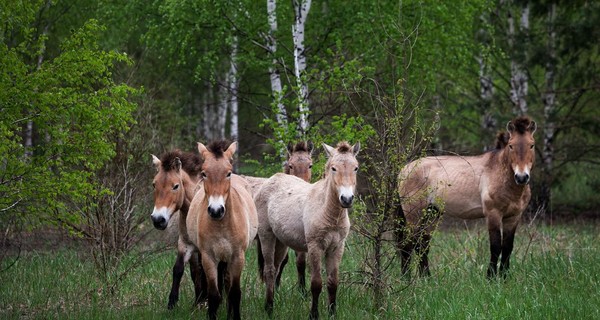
[288,165,293,169]
[308,164,313,169]
[152,182,155,189]
[201,171,207,178]
[509,145,513,150]
[331,167,337,172]
[354,167,359,172]
[173,184,179,191]
[226,172,232,178]
[530,144,534,149]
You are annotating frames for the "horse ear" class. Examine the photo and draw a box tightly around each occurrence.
[151,154,161,171]
[322,143,335,158]
[506,121,515,135]
[529,120,537,134]
[174,157,182,172]
[286,142,293,159]
[197,142,209,159]
[307,141,314,154]
[352,142,361,156]
[225,141,237,161]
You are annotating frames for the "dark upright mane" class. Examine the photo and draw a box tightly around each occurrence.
[288,141,312,154]
[160,150,202,176]
[336,141,352,153]
[206,140,232,159]
[511,116,533,134]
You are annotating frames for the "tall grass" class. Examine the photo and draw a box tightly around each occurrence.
[1,222,599,319]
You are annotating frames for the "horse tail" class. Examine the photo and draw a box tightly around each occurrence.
[256,237,266,282]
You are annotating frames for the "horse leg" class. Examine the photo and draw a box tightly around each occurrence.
[499,215,520,277]
[486,215,502,278]
[189,251,207,305]
[167,252,185,309]
[295,251,307,294]
[415,232,432,277]
[226,253,245,320]
[201,254,221,320]
[308,244,324,320]
[275,253,289,288]
[259,232,278,315]
[325,244,344,317]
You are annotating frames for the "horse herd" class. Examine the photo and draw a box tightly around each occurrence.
[150,116,537,319]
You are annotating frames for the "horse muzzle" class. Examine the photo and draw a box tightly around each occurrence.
[151,215,168,230]
[208,205,225,220]
[340,194,354,208]
[514,173,530,185]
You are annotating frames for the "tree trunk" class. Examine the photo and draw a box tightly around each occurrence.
[292,0,311,136]
[266,0,287,127]
[507,1,529,116]
[540,3,557,216]
[476,12,496,150]
[229,36,239,142]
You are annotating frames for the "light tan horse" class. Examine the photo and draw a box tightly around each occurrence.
[255,141,360,319]
[187,140,258,320]
[150,150,206,308]
[396,116,536,278]
[253,141,314,292]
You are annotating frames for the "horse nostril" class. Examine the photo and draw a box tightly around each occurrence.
[340,195,354,208]
[151,216,167,230]
[514,173,530,185]
[208,206,225,219]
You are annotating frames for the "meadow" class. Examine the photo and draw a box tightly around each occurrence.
[1,220,599,319]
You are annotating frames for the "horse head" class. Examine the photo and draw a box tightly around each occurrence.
[151,153,185,230]
[323,141,360,208]
[285,141,314,182]
[506,117,536,185]
[198,140,237,220]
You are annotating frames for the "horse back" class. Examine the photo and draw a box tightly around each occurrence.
[230,178,259,249]
[255,173,310,252]
[399,155,489,222]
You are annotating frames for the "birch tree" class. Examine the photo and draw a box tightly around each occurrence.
[292,0,311,136]
[266,0,288,128]
[506,0,529,115]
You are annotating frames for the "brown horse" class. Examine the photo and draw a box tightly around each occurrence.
[150,150,206,309]
[396,116,536,278]
[254,141,314,292]
[255,141,360,319]
[187,141,258,320]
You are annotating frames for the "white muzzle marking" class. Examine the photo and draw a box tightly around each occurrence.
[151,206,170,223]
[208,195,225,212]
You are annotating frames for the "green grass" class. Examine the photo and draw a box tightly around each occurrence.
[2,222,599,319]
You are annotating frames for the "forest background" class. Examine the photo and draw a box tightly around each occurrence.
[1,0,600,309]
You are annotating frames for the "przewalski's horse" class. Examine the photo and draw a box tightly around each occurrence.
[187,141,258,320]
[396,116,536,278]
[150,150,206,309]
[255,141,314,292]
[255,141,360,319]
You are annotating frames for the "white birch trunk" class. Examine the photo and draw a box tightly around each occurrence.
[292,0,311,135]
[217,75,228,139]
[202,89,212,140]
[266,0,287,126]
[543,3,556,173]
[229,36,239,142]
[508,2,529,115]
[477,13,495,150]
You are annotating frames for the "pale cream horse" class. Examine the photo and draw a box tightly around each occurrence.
[187,140,258,320]
[396,116,536,278]
[255,141,360,319]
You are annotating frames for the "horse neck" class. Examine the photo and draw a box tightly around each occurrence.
[180,170,199,216]
[320,175,347,226]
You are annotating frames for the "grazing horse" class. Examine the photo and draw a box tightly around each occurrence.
[255,141,360,319]
[254,141,314,292]
[396,116,536,278]
[150,150,206,309]
[187,141,258,320]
